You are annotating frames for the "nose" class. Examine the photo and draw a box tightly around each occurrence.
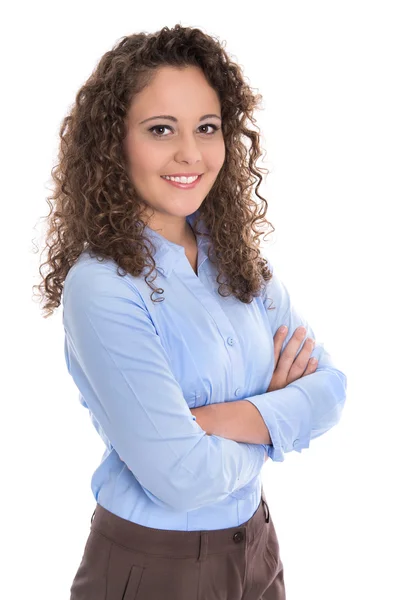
[174,133,203,164]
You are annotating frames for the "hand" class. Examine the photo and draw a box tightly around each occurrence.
[267,325,318,392]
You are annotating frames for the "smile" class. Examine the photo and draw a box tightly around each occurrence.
[161,174,203,189]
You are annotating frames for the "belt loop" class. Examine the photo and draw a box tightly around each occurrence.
[261,486,270,523]
[263,501,270,523]
[197,532,209,562]
[91,508,96,524]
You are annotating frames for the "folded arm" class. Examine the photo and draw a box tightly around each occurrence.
[193,261,347,462]
[191,401,272,445]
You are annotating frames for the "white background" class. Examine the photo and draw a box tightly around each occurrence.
[2,1,399,598]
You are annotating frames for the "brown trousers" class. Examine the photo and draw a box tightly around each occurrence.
[70,491,286,600]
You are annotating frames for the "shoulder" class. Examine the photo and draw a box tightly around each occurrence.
[62,251,144,310]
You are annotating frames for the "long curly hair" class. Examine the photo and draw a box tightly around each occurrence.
[32,24,275,318]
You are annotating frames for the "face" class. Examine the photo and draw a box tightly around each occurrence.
[123,65,226,244]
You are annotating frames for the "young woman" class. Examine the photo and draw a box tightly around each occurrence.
[34,24,347,600]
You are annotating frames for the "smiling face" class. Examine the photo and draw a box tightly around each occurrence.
[123,65,226,245]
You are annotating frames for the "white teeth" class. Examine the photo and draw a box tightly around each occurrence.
[162,175,199,184]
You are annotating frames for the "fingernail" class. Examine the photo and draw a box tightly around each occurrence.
[279,326,288,333]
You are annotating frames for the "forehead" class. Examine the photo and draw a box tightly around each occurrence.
[129,66,220,121]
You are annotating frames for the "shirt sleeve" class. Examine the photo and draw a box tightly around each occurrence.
[62,259,266,512]
[246,261,348,462]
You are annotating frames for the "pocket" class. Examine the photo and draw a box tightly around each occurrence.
[106,541,147,600]
[134,557,200,600]
[264,541,279,573]
[261,500,280,570]
[121,563,146,600]
[262,518,281,574]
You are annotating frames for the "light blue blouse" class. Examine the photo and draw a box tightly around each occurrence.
[62,209,347,531]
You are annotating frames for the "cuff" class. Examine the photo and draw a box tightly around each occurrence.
[246,385,313,462]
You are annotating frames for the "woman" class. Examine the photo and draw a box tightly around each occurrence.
[34,24,347,600]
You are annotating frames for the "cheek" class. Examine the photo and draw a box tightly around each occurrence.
[129,151,164,180]
[204,155,225,177]
[206,141,225,170]
[126,135,165,171]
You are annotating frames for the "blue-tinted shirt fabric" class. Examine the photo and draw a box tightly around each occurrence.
[62,209,347,531]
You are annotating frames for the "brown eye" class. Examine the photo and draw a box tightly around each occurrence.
[148,124,220,137]
[198,124,220,134]
[149,125,171,136]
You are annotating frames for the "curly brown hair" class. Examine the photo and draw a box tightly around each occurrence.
[32,24,275,318]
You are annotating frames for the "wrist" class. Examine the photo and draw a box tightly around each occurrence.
[190,405,214,435]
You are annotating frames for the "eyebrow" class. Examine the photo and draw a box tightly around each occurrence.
[139,114,222,125]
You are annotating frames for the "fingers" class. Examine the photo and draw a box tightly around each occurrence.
[272,326,288,368]
[269,324,319,392]
[271,325,318,387]
[276,326,308,374]
[287,334,315,381]
[303,357,318,376]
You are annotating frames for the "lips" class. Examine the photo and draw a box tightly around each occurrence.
[161,174,203,189]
